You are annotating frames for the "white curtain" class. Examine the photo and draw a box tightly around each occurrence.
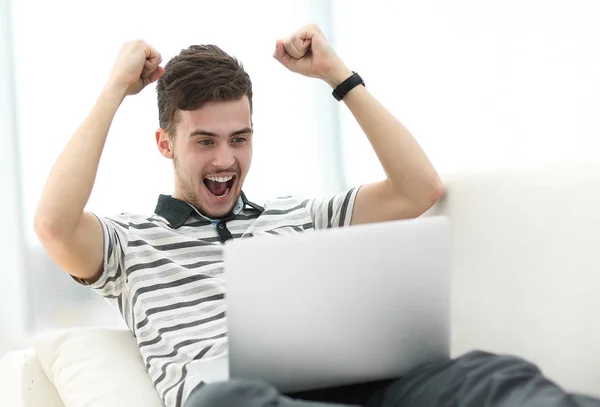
[0,0,26,354]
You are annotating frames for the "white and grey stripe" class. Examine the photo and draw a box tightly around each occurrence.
[81,188,358,407]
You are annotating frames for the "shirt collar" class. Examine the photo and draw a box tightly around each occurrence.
[154,191,264,229]
[187,196,244,223]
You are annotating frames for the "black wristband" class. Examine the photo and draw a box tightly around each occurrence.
[332,72,365,101]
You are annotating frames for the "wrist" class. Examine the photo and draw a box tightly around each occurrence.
[331,71,365,101]
[322,59,353,88]
[103,79,129,102]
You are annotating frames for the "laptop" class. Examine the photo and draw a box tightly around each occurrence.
[223,215,451,393]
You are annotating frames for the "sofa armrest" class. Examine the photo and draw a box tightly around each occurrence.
[0,349,65,407]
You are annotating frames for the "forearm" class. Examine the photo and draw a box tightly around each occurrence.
[326,68,443,205]
[35,82,127,237]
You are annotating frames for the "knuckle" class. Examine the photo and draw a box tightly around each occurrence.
[306,23,320,33]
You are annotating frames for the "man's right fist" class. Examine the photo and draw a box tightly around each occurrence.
[107,40,163,96]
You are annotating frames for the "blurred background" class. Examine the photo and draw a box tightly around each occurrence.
[2,0,600,357]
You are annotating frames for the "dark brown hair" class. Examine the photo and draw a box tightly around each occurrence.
[156,45,253,137]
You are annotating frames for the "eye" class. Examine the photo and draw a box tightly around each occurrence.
[232,136,247,144]
[198,139,214,146]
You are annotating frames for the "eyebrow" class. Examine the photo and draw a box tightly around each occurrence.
[188,127,253,138]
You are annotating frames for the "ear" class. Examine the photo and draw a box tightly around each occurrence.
[156,128,174,159]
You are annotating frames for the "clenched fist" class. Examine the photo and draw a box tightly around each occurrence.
[273,23,352,88]
[107,40,164,96]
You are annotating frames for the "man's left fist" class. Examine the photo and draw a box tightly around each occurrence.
[273,23,353,88]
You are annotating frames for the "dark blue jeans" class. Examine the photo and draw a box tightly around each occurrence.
[185,351,600,407]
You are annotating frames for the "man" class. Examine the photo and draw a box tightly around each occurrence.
[34,24,598,407]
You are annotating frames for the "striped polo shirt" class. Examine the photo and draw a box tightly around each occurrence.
[82,187,359,407]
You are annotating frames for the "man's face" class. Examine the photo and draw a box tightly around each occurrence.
[163,97,253,218]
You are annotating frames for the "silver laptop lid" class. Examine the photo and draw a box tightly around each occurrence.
[224,216,451,393]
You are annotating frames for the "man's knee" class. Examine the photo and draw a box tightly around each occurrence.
[454,350,543,379]
[185,379,280,407]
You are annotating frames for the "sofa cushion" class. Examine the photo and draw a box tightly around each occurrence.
[33,327,164,407]
[0,349,64,407]
[429,163,600,397]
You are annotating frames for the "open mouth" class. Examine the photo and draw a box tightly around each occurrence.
[203,174,236,201]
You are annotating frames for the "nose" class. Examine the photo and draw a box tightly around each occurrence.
[211,143,235,169]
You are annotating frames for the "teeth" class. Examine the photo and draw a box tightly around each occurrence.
[205,175,233,183]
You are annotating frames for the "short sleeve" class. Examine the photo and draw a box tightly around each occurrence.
[74,214,129,299]
[305,187,360,229]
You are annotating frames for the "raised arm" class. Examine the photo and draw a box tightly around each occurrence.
[273,24,444,225]
[34,40,163,282]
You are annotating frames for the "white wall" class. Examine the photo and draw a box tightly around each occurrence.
[333,0,600,187]
[0,0,26,355]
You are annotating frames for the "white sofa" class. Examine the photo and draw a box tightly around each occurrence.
[2,162,599,406]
